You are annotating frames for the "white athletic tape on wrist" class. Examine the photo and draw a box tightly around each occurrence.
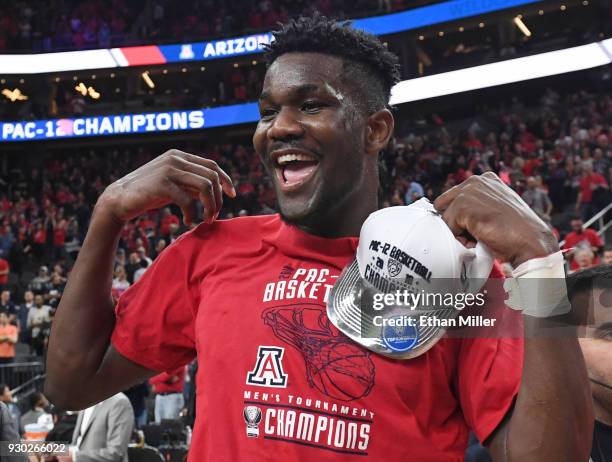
[503,250,571,318]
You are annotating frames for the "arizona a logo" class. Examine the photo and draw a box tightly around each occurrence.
[246,346,288,388]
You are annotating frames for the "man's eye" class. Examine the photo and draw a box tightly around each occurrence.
[301,101,325,113]
[260,108,277,119]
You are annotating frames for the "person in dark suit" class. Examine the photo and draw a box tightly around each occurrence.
[0,401,27,461]
[58,392,133,462]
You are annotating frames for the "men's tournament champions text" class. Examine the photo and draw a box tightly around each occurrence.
[243,391,373,455]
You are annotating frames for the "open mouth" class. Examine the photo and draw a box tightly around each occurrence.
[272,151,320,192]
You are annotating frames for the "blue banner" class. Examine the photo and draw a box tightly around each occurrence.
[0,103,260,142]
[156,0,540,63]
[352,0,540,36]
[158,34,273,63]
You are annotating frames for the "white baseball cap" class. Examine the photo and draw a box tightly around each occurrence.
[327,198,494,359]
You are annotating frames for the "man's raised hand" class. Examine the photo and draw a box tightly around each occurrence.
[98,149,236,226]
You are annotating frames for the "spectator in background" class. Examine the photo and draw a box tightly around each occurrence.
[0,401,26,462]
[404,178,424,205]
[0,291,16,324]
[0,226,14,258]
[124,382,150,428]
[0,384,21,436]
[28,266,51,295]
[0,313,17,364]
[115,248,127,269]
[27,294,51,357]
[0,257,9,288]
[572,248,596,274]
[20,392,52,428]
[604,246,612,265]
[67,392,133,462]
[159,207,179,241]
[563,216,604,271]
[152,239,166,260]
[46,273,65,310]
[522,176,552,218]
[18,291,34,344]
[133,259,149,284]
[111,266,130,300]
[137,246,152,267]
[576,161,609,221]
[124,253,141,283]
[150,366,186,423]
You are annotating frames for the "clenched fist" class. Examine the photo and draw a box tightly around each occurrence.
[434,172,559,267]
[97,149,236,226]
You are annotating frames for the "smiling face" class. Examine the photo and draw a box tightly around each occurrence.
[253,52,379,234]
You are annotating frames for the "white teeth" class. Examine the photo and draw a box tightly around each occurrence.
[276,153,315,165]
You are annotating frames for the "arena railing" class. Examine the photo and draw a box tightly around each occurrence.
[0,361,45,392]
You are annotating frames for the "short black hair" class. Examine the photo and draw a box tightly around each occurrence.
[264,15,401,113]
[566,264,612,299]
[29,392,44,409]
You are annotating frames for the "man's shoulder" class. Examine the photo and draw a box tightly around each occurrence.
[101,392,132,410]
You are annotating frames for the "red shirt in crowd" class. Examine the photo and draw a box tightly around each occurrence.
[112,215,523,462]
[562,228,603,270]
[160,214,179,236]
[579,173,608,203]
[522,158,542,177]
[0,258,9,285]
[53,222,67,247]
[33,228,47,245]
[150,366,186,394]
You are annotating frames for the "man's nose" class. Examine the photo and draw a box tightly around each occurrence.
[267,107,305,141]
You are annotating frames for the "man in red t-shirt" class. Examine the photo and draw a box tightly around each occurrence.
[159,207,180,238]
[576,162,609,221]
[563,216,604,271]
[150,366,186,423]
[46,17,592,462]
[0,258,9,287]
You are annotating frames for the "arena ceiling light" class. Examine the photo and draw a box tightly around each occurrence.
[389,39,612,105]
[141,71,155,89]
[1,88,28,101]
[513,16,532,37]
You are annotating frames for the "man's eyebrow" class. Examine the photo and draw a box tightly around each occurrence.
[259,84,322,102]
[596,321,612,332]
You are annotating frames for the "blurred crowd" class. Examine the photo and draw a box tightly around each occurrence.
[0,86,610,363]
[0,0,407,52]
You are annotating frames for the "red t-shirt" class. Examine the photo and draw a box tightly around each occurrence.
[562,229,603,270]
[112,215,522,461]
[160,214,180,236]
[150,366,186,394]
[579,173,608,204]
[0,258,9,285]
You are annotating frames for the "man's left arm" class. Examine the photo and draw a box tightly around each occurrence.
[434,173,593,462]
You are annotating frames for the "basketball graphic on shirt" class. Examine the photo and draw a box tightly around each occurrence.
[308,340,375,401]
[262,306,375,401]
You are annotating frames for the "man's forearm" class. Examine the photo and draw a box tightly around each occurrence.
[45,199,123,408]
[503,319,593,461]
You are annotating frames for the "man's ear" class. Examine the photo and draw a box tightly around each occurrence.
[365,108,395,156]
